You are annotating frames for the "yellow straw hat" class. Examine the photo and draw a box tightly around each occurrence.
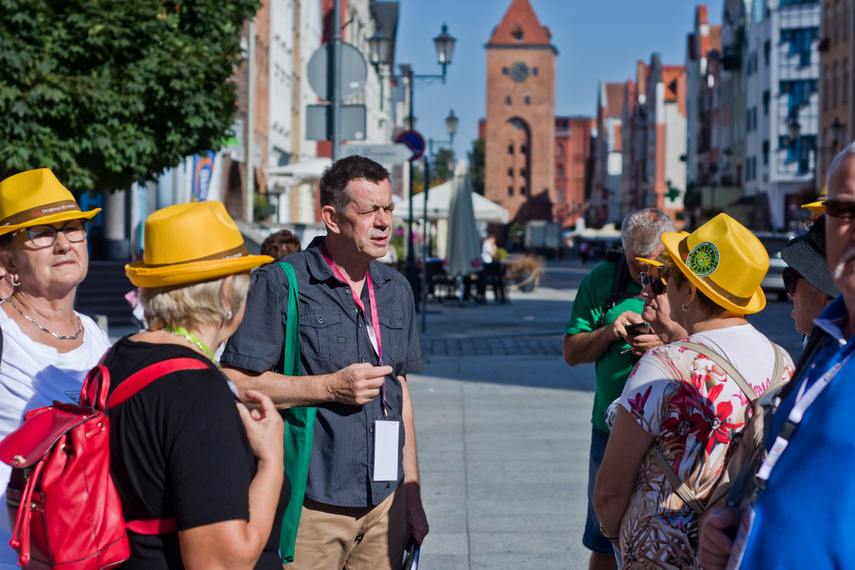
[0,169,100,236]
[661,213,767,315]
[801,185,827,215]
[126,201,272,288]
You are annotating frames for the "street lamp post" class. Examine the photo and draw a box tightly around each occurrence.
[368,24,456,310]
[419,109,457,332]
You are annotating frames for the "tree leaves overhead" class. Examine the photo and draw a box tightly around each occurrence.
[0,0,259,193]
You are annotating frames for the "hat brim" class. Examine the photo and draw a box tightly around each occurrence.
[801,200,826,214]
[635,257,664,267]
[0,208,101,237]
[126,254,273,288]
[661,232,766,315]
[781,237,840,299]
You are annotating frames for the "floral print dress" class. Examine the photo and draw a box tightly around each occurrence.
[615,326,793,569]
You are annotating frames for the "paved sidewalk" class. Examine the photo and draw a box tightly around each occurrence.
[410,284,596,570]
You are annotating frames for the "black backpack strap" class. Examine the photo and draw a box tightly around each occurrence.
[596,256,636,328]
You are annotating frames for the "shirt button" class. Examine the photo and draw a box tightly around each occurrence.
[318,317,324,324]
[346,288,351,294]
[369,426,374,433]
[361,358,366,363]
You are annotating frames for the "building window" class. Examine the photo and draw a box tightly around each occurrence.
[506,96,512,105]
[521,144,528,154]
[507,168,513,177]
[764,40,770,66]
[524,96,531,105]
[558,142,564,155]
[824,65,829,109]
[502,67,508,75]
[781,27,819,67]
[763,90,770,115]
[753,107,758,131]
[845,3,850,39]
[834,62,839,108]
[763,140,769,165]
[844,63,850,104]
[557,164,565,178]
[508,186,513,196]
[508,144,514,154]
[835,2,841,44]
[520,186,526,195]
[532,67,538,76]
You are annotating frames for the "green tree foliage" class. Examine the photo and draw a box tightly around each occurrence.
[0,0,259,193]
[468,137,485,195]
[430,147,455,185]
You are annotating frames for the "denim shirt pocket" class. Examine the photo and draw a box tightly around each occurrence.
[379,310,406,362]
[300,311,345,363]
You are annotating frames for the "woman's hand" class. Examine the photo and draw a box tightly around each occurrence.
[699,507,743,570]
[236,389,284,466]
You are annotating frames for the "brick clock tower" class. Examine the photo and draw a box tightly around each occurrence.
[484,0,556,224]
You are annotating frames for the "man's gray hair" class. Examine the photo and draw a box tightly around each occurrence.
[826,142,855,191]
[621,208,675,257]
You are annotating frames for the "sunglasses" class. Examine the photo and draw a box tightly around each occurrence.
[640,271,667,295]
[782,266,803,296]
[823,200,855,220]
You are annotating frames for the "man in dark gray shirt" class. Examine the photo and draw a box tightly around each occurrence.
[222,156,427,569]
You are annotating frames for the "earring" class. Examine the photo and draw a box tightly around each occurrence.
[682,303,691,312]
[226,310,233,320]
[10,275,20,288]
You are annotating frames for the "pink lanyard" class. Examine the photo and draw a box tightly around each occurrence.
[320,244,387,413]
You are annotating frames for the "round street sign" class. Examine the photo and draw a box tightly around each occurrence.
[307,42,368,102]
[394,130,426,162]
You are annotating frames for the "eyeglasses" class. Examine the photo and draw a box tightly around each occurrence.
[640,271,667,295]
[823,200,855,220]
[782,266,803,296]
[16,220,88,249]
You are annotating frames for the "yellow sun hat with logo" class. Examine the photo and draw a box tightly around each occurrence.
[126,201,272,288]
[0,168,101,237]
[661,213,767,315]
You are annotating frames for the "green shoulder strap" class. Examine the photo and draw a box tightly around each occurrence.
[277,261,317,565]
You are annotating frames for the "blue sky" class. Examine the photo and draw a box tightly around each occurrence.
[394,0,725,160]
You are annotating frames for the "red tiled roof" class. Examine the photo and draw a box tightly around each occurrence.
[662,66,685,101]
[488,0,552,46]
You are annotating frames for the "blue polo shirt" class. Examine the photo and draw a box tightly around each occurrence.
[222,239,423,508]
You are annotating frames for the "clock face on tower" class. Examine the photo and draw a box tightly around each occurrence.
[509,61,530,82]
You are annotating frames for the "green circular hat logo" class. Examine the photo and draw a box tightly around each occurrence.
[687,242,719,277]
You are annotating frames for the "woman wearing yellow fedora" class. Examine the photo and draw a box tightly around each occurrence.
[109,201,286,569]
[0,168,111,567]
[593,214,795,569]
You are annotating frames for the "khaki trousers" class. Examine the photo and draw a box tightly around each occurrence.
[287,486,407,570]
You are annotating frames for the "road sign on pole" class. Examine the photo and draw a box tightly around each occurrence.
[341,143,414,164]
[395,130,426,162]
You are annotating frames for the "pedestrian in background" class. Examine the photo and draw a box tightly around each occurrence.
[562,207,674,570]
[0,169,111,569]
[594,214,793,569]
[700,144,855,569]
[780,215,839,337]
[115,201,286,569]
[223,155,428,570]
[260,229,302,261]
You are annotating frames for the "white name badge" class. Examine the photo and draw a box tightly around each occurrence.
[373,420,400,482]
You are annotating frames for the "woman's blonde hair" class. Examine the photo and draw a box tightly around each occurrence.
[141,271,251,331]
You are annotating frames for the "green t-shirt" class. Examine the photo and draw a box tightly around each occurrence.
[565,260,644,433]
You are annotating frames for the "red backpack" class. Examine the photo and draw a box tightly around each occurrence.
[0,357,208,569]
